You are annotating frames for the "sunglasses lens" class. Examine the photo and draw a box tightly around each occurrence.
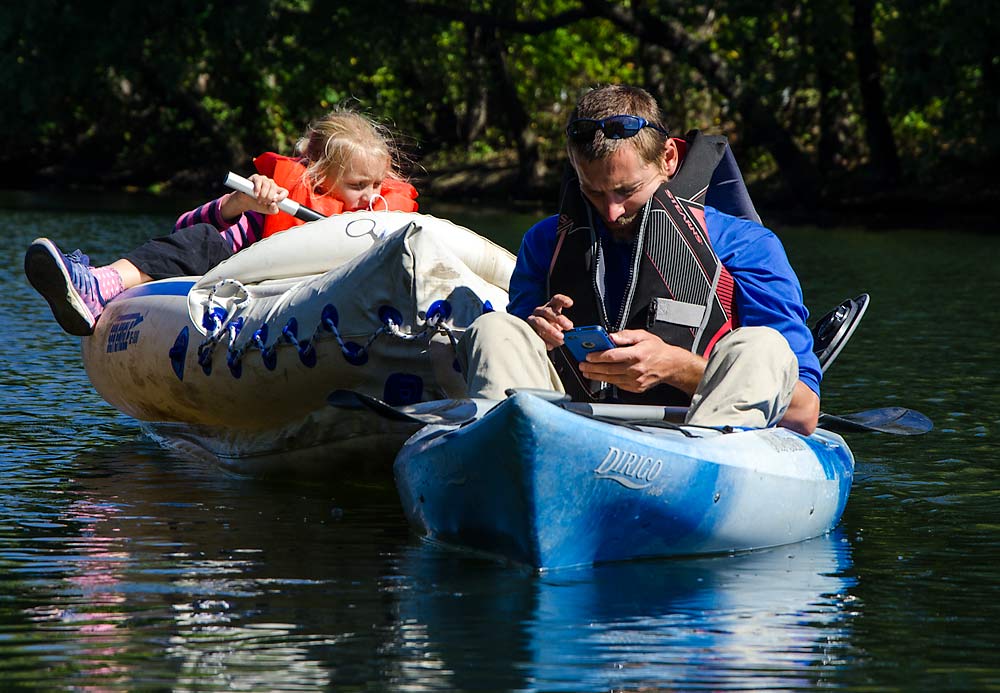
[602,122,624,138]
[606,116,645,139]
[568,116,662,142]
[602,121,632,138]
[568,120,599,141]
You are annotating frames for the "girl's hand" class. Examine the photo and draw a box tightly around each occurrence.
[220,174,289,219]
[245,174,289,215]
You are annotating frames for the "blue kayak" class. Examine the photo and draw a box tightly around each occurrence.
[394,391,855,571]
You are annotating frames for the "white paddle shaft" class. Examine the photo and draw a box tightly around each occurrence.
[223,171,326,222]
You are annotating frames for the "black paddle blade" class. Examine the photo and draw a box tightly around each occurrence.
[812,293,870,373]
[818,407,933,435]
[326,389,480,426]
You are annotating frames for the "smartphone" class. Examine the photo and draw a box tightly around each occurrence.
[563,325,615,361]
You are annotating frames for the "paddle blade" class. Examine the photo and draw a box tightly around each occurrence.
[812,293,870,373]
[327,389,481,426]
[819,407,933,435]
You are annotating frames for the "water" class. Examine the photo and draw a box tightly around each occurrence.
[2,201,998,690]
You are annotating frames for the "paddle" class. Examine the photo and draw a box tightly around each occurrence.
[224,171,327,223]
[817,407,932,435]
[812,293,869,373]
[326,390,685,427]
[327,390,486,426]
[327,390,933,435]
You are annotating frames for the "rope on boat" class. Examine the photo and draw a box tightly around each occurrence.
[188,295,471,378]
[195,279,252,375]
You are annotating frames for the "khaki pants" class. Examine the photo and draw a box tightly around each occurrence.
[457,312,798,428]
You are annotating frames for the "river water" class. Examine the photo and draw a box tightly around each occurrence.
[1,198,998,690]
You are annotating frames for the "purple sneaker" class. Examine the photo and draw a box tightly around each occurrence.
[24,238,106,336]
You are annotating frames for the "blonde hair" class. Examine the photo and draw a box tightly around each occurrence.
[567,85,669,165]
[295,108,404,196]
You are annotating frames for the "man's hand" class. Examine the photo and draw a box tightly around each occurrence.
[579,328,705,394]
[526,294,575,350]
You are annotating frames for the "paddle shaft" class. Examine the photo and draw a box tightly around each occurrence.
[565,402,688,421]
[224,171,327,223]
[329,390,931,435]
[545,402,929,434]
[504,389,930,434]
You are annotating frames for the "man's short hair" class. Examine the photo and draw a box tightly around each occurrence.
[567,85,670,164]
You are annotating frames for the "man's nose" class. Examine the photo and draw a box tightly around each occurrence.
[604,197,627,222]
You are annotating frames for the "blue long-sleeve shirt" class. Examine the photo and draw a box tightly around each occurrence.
[507,206,821,396]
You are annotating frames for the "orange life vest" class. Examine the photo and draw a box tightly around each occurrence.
[253,152,419,238]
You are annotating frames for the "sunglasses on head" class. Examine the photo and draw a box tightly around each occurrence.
[566,115,669,143]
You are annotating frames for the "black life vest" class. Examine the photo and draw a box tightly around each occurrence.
[548,131,738,405]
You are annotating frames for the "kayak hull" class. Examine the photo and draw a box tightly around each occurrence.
[394,392,855,570]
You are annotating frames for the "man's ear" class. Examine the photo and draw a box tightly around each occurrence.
[661,138,680,178]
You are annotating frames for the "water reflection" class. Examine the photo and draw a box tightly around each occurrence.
[6,434,861,691]
[390,533,858,690]
[0,440,408,689]
[21,496,133,688]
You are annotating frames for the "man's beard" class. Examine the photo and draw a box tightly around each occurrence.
[607,210,640,240]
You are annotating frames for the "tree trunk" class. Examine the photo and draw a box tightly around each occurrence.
[484,26,545,191]
[463,24,490,143]
[851,0,901,184]
[817,65,837,179]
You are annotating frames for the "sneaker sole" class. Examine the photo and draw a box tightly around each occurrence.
[24,238,98,336]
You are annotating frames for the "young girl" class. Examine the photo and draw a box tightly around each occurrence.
[25,108,419,336]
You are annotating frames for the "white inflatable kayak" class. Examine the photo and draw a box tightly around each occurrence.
[81,211,515,477]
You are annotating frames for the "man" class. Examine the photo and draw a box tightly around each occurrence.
[459,85,820,435]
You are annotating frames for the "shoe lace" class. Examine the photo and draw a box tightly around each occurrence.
[66,249,104,306]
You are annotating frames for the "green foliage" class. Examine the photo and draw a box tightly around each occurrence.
[877,0,999,169]
[501,5,639,157]
[0,0,995,197]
